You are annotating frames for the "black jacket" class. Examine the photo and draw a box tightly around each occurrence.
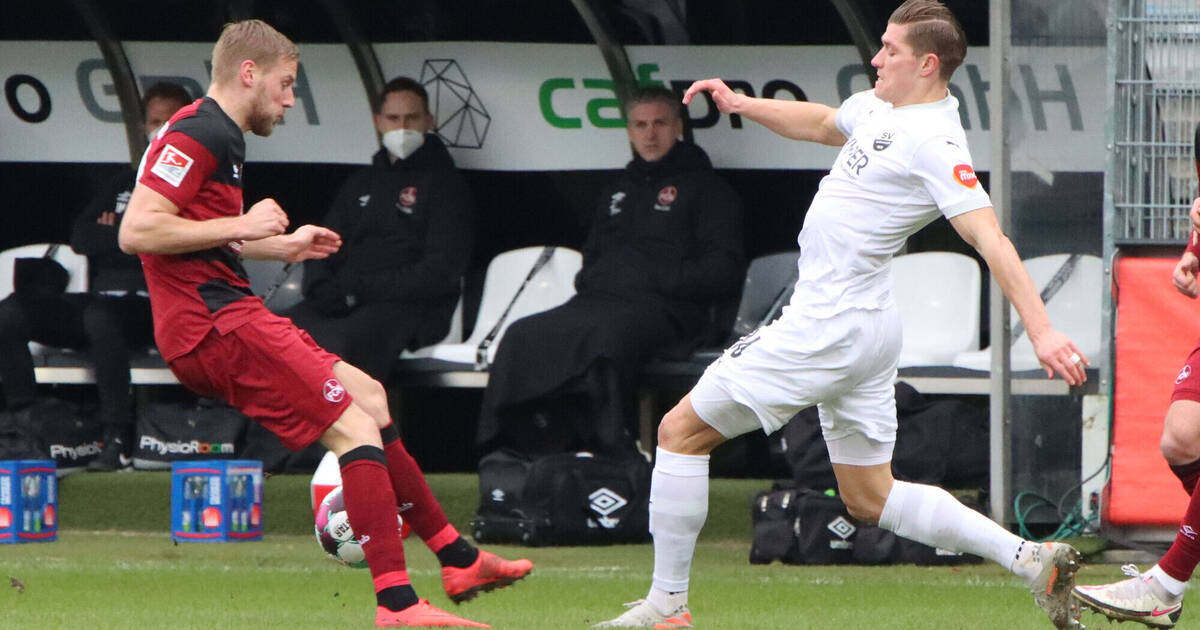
[69,169,147,294]
[575,141,744,321]
[302,135,473,309]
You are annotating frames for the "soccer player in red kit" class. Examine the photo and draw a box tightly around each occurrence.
[1072,198,1200,629]
[119,20,530,628]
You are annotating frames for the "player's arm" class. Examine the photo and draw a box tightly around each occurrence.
[119,185,287,255]
[949,207,1089,385]
[240,223,342,263]
[1176,198,1200,298]
[682,78,845,146]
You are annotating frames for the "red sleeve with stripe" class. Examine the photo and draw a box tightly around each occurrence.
[138,131,218,212]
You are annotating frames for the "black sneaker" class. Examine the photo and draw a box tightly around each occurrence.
[88,438,131,472]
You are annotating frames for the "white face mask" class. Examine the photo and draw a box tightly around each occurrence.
[381,128,425,160]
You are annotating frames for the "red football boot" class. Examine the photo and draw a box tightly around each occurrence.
[375,600,490,628]
[441,550,533,603]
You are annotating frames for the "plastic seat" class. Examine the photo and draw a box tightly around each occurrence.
[0,243,89,358]
[241,259,305,314]
[416,246,582,366]
[399,293,464,358]
[892,251,982,367]
[952,253,1102,372]
[0,243,88,298]
[685,251,799,363]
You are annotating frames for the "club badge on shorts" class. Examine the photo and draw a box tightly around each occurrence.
[323,378,346,403]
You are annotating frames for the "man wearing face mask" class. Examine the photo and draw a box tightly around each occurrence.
[284,77,473,384]
[476,86,744,456]
[0,81,192,471]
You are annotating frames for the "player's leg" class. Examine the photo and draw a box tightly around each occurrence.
[1073,400,1200,628]
[320,404,488,628]
[595,393,735,629]
[332,360,532,604]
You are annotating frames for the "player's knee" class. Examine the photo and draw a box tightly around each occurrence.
[1161,428,1200,465]
[353,378,389,424]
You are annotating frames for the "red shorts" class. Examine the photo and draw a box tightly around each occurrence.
[168,313,352,450]
[1172,340,1200,403]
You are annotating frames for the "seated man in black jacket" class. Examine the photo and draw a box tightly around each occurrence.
[478,86,744,455]
[285,77,472,383]
[0,81,191,470]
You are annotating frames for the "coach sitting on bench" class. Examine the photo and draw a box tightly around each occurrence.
[285,76,473,384]
[477,86,744,455]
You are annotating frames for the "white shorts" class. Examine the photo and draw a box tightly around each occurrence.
[691,305,902,465]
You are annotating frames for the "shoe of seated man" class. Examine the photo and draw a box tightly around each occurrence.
[1024,542,1084,629]
[441,549,533,604]
[593,599,692,628]
[375,600,490,628]
[1074,564,1184,628]
[88,437,131,472]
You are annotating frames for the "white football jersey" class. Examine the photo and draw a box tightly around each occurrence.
[789,89,991,318]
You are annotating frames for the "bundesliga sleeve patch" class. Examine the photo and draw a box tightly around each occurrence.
[150,144,195,188]
[952,164,979,188]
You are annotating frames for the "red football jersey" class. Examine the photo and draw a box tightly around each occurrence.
[137,97,262,361]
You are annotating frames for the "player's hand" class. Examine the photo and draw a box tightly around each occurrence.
[1030,328,1088,386]
[239,198,289,241]
[1189,197,1200,231]
[97,211,116,226]
[281,225,342,263]
[1175,251,1200,298]
[681,78,744,114]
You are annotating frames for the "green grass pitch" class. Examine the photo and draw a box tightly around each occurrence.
[0,472,1129,629]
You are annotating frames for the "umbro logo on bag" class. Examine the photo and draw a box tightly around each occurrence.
[588,487,628,529]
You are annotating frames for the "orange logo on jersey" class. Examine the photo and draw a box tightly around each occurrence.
[953,164,978,188]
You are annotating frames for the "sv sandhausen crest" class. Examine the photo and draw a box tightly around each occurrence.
[873,131,895,151]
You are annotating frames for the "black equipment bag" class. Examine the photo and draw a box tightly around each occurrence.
[133,397,249,470]
[777,382,988,489]
[473,449,651,546]
[749,482,982,566]
[33,398,102,473]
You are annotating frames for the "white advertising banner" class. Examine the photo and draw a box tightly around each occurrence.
[1,41,1104,172]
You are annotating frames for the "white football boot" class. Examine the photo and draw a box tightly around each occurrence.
[1074,565,1184,628]
[593,599,692,628]
[1022,542,1084,629]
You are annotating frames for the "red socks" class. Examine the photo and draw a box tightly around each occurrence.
[338,446,412,598]
[1159,461,1200,582]
[380,422,454,544]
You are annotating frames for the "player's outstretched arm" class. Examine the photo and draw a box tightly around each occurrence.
[682,78,846,146]
[119,185,288,255]
[241,224,342,263]
[949,207,1090,385]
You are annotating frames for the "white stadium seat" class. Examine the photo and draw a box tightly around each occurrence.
[952,253,1102,372]
[893,251,982,367]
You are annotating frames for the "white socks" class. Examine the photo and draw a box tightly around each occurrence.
[647,447,710,608]
[879,480,1026,575]
[1148,565,1189,597]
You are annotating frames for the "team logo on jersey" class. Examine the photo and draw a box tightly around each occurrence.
[952,164,979,188]
[1178,364,1192,384]
[358,194,370,207]
[114,190,131,214]
[150,144,194,188]
[609,191,626,215]
[397,187,417,214]
[322,378,346,403]
[655,186,678,211]
[873,131,895,151]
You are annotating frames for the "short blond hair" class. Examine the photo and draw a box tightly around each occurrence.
[211,19,299,86]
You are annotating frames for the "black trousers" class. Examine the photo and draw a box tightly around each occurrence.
[0,292,153,433]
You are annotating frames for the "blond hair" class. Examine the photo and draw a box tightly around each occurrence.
[210,19,299,86]
[889,0,967,80]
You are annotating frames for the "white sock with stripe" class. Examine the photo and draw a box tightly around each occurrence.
[646,447,709,613]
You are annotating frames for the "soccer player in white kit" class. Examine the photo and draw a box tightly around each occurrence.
[595,2,1090,629]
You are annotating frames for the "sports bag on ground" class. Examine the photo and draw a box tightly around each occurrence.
[473,449,651,546]
[133,397,249,470]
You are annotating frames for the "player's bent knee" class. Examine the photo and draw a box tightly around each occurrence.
[1161,430,1200,465]
[657,402,724,455]
[320,403,382,456]
[841,494,884,525]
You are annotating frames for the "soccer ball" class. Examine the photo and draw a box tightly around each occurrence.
[314,485,403,568]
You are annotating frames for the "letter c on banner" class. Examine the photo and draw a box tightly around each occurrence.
[5,74,51,123]
[539,77,582,129]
